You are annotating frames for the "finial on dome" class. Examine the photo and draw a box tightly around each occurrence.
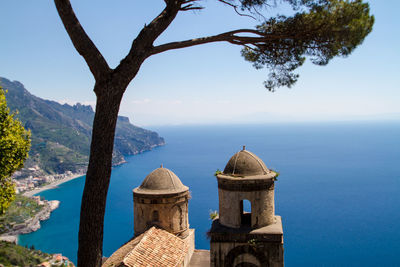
[160,164,163,168]
[242,145,246,151]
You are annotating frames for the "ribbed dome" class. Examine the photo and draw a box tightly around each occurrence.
[136,167,188,193]
[223,148,269,176]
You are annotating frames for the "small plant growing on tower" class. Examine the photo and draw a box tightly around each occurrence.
[248,238,264,249]
[214,169,222,176]
[209,210,219,220]
[270,169,280,181]
[248,238,258,247]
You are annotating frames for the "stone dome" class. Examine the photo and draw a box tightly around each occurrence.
[223,147,270,176]
[135,167,188,194]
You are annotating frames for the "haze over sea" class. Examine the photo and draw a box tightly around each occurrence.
[19,122,400,266]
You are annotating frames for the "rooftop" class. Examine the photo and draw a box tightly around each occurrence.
[102,227,188,267]
[133,166,188,195]
[223,147,270,177]
[188,250,210,267]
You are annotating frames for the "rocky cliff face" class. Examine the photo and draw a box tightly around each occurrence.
[0,77,165,177]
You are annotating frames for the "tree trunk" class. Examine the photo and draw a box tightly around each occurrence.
[77,81,124,267]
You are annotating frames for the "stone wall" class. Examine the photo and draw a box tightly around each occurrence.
[218,188,275,228]
[183,229,195,267]
[133,191,190,236]
[210,241,283,267]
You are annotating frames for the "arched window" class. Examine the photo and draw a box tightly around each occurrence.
[240,199,251,227]
[225,245,268,267]
[152,210,159,222]
[243,199,251,213]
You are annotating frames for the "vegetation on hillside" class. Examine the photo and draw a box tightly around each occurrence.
[0,77,164,177]
[0,195,44,235]
[0,241,52,266]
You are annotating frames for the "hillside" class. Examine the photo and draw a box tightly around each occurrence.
[0,77,165,178]
[0,240,74,266]
[0,241,52,266]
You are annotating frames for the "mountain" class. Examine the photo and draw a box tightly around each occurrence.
[0,77,165,178]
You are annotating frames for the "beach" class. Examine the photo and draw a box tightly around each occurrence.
[22,173,85,197]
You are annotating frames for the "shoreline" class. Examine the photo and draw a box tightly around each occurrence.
[22,173,85,197]
[18,142,165,198]
[1,200,60,244]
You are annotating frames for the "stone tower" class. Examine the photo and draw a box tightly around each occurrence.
[103,167,195,267]
[209,147,284,267]
[133,166,191,238]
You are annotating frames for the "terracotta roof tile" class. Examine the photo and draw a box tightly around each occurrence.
[123,227,188,267]
[103,227,188,267]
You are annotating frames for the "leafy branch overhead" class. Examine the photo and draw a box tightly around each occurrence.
[56,0,374,93]
[153,0,374,91]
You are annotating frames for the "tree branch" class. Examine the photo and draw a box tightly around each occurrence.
[181,4,204,11]
[54,0,110,82]
[217,0,257,20]
[115,1,184,84]
[150,29,280,55]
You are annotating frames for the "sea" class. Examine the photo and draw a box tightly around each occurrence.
[18,122,400,266]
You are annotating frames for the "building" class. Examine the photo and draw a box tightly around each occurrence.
[103,148,284,267]
[103,166,195,267]
[209,147,284,267]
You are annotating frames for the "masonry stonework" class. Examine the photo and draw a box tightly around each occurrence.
[104,147,284,267]
[209,148,284,267]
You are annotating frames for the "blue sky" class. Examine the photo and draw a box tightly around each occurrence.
[0,0,399,126]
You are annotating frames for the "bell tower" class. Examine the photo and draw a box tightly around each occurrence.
[209,147,284,267]
[133,166,190,238]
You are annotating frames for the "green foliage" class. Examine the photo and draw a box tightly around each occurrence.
[0,241,51,266]
[270,169,280,181]
[0,87,30,214]
[236,0,332,11]
[240,0,374,90]
[0,195,44,234]
[209,210,219,220]
[247,238,258,246]
[214,169,223,176]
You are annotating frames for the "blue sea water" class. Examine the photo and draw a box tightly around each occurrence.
[19,122,400,266]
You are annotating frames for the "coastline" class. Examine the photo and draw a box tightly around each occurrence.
[18,141,165,198]
[0,200,60,245]
[22,173,85,197]
[1,174,84,244]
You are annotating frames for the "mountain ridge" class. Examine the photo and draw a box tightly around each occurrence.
[0,77,165,178]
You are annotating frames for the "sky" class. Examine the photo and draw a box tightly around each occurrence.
[0,0,399,126]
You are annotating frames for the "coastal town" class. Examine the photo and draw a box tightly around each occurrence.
[0,168,80,238]
[12,167,86,196]
[0,169,85,238]
[0,172,79,266]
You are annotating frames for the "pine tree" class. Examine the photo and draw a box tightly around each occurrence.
[53,1,374,265]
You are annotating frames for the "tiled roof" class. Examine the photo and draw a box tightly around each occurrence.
[103,227,188,267]
[123,227,188,267]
